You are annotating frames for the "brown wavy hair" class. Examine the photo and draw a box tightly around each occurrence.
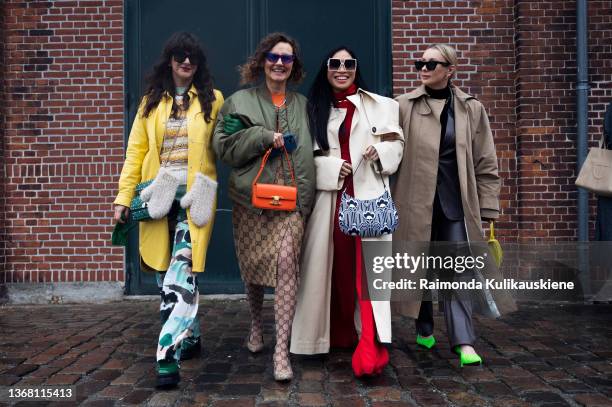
[239,32,305,85]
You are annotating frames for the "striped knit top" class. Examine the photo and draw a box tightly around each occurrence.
[159,94,188,185]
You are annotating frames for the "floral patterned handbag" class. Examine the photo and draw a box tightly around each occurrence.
[338,159,399,238]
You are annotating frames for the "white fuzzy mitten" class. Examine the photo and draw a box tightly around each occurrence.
[180,172,217,227]
[140,167,179,219]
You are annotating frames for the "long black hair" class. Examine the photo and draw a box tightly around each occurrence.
[307,46,367,151]
[141,32,216,122]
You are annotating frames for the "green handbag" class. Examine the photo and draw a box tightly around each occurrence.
[130,179,154,221]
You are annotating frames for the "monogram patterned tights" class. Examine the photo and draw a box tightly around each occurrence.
[245,283,264,351]
[272,231,299,379]
[245,228,299,379]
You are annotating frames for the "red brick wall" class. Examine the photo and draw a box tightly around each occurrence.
[1,1,611,284]
[1,1,7,277]
[513,0,611,241]
[392,0,612,242]
[392,0,520,241]
[1,0,125,284]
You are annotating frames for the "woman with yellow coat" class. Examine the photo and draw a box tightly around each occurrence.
[113,32,223,388]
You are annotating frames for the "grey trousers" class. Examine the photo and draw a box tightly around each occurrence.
[415,298,476,348]
[415,195,476,348]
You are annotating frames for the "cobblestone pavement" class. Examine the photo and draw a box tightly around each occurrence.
[0,300,611,406]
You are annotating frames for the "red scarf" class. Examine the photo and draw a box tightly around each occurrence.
[332,83,358,105]
[332,84,358,150]
[330,82,390,375]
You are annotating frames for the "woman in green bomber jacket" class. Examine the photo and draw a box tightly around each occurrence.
[212,32,315,381]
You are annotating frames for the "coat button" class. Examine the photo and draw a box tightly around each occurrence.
[372,126,377,133]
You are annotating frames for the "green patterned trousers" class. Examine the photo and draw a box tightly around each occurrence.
[156,220,200,363]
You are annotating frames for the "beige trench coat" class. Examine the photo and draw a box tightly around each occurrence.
[392,85,516,318]
[290,89,404,355]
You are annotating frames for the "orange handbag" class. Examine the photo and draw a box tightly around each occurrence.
[251,147,297,211]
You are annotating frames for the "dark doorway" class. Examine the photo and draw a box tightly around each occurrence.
[124,0,392,294]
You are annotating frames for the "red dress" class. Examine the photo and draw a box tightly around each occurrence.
[329,84,389,376]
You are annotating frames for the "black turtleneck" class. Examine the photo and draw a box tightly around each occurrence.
[427,84,464,221]
[425,85,451,100]
[426,85,452,136]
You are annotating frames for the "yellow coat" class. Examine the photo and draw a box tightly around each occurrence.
[114,87,224,272]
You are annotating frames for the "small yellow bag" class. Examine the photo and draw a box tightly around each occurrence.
[488,221,503,268]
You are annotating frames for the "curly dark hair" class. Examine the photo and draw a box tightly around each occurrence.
[141,32,216,122]
[239,32,305,85]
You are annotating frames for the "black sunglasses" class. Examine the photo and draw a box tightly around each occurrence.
[327,58,357,71]
[172,49,199,65]
[265,52,295,64]
[414,60,450,71]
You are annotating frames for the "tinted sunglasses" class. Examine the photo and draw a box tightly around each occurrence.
[414,60,450,71]
[327,58,357,71]
[172,49,199,65]
[264,52,295,64]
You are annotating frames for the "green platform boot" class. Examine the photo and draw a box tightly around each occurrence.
[180,337,201,361]
[156,361,180,388]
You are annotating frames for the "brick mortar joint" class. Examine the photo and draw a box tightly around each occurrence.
[0,0,8,276]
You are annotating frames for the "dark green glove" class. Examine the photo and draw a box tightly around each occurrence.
[223,114,246,135]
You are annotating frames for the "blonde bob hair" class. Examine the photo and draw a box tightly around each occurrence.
[427,44,458,79]
[428,44,458,65]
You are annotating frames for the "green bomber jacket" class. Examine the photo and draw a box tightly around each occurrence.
[212,85,315,216]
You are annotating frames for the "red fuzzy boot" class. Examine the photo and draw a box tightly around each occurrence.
[351,241,389,377]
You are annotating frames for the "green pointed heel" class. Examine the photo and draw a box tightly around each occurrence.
[416,334,436,349]
[454,346,482,367]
